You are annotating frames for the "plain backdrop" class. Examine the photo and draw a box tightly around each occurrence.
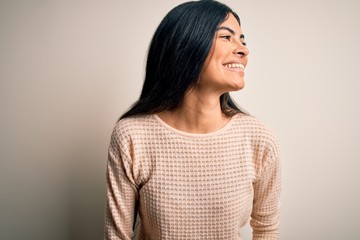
[1,0,359,239]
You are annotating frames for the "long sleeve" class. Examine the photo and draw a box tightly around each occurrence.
[104,128,139,240]
[250,141,281,240]
[103,114,281,240]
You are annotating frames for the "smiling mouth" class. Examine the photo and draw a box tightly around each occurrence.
[223,63,245,70]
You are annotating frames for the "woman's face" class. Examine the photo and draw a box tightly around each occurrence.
[198,14,249,94]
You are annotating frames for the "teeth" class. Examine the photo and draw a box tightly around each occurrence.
[224,63,245,70]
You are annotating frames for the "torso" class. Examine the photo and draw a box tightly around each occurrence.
[115,113,277,239]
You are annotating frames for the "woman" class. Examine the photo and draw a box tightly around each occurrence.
[105,0,281,239]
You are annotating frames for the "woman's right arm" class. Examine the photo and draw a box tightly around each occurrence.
[104,127,139,240]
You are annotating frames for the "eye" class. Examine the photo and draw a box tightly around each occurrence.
[220,35,231,41]
[240,34,246,46]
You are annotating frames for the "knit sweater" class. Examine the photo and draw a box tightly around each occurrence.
[104,113,281,240]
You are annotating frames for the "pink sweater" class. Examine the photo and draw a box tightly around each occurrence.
[104,113,281,240]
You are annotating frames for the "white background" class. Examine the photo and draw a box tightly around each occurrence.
[1,0,359,239]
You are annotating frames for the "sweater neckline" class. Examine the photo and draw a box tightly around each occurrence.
[152,113,238,138]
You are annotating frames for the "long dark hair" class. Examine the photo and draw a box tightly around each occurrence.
[120,0,246,120]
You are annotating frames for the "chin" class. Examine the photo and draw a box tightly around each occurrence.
[229,80,245,91]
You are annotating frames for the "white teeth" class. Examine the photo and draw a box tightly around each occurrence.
[224,63,245,70]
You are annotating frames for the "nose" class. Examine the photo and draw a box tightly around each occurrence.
[233,42,249,57]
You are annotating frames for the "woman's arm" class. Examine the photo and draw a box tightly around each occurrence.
[104,128,139,240]
[250,147,281,240]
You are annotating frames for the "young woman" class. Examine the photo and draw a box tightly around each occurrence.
[104,1,281,239]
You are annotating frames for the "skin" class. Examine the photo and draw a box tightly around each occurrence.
[158,14,249,134]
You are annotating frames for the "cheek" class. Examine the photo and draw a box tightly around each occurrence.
[204,61,223,80]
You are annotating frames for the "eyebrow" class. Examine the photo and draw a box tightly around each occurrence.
[217,26,245,39]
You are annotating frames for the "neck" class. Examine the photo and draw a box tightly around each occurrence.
[158,89,231,134]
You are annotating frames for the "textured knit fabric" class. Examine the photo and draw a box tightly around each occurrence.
[104,113,281,240]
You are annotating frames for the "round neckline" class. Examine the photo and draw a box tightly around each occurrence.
[152,113,238,138]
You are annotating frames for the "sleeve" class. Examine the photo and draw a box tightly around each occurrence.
[104,126,139,240]
[250,136,281,240]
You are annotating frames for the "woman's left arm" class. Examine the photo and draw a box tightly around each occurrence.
[250,140,281,240]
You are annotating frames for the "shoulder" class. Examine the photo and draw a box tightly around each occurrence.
[112,114,155,136]
[110,114,156,145]
[233,113,280,169]
[233,113,278,139]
